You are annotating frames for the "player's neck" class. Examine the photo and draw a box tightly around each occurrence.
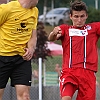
[18,0,30,9]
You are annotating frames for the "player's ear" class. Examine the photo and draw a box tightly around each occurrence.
[70,14,72,20]
[86,14,88,19]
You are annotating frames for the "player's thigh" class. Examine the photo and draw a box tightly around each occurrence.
[0,58,12,88]
[77,70,96,100]
[11,60,32,87]
[61,83,77,99]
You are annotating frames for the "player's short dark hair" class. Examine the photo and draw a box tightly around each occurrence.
[70,1,88,15]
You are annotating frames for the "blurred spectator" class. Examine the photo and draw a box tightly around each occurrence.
[55,64,62,77]
[32,70,39,78]
[96,81,100,86]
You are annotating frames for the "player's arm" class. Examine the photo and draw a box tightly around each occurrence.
[27,30,37,51]
[23,29,37,61]
[48,26,62,41]
[95,22,100,36]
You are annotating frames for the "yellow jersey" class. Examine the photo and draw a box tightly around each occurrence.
[0,1,38,56]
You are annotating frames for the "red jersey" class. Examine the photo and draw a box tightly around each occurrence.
[60,22,100,72]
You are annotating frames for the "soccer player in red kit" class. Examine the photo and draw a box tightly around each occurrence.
[48,1,100,100]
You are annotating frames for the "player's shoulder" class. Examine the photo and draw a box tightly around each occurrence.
[0,2,9,9]
[87,22,100,26]
[0,1,16,13]
[32,7,38,12]
[1,1,18,11]
[8,1,20,8]
[60,24,70,30]
[85,22,100,31]
[8,1,18,4]
[31,7,39,17]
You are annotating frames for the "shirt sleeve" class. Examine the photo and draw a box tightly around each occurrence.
[32,7,39,30]
[59,24,69,36]
[94,22,100,35]
[0,4,9,26]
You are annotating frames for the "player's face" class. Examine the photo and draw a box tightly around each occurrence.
[70,10,88,27]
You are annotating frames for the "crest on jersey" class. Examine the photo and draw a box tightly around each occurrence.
[86,25,91,30]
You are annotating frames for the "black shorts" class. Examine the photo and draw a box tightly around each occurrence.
[0,55,32,89]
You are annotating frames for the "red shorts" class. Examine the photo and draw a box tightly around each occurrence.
[59,67,96,100]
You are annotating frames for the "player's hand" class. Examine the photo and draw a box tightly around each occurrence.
[22,48,34,61]
[52,26,62,35]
